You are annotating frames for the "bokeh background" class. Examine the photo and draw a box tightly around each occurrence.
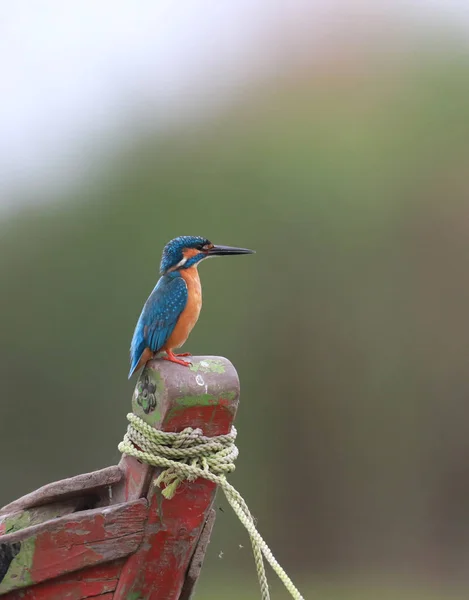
[2,2,469,598]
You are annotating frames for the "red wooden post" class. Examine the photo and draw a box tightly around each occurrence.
[113,355,240,600]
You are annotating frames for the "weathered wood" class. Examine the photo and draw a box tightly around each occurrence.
[1,561,124,600]
[0,355,239,598]
[0,499,88,537]
[0,467,122,516]
[114,355,239,600]
[0,500,147,595]
[179,508,217,600]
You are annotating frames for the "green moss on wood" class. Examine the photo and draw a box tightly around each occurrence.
[0,536,35,594]
[189,359,226,374]
[176,393,219,408]
[3,512,32,535]
[1,503,80,536]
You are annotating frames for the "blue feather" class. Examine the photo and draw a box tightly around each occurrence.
[128,272,188,378]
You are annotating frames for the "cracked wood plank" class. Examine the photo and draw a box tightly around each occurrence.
[0,467,123,516]
[0,499,95,537]
[179,508,216,600]
[1,560,124,600]
[0,500,147,595]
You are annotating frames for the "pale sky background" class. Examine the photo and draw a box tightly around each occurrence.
[1,0,468,210]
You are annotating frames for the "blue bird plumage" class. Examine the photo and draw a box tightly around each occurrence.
[129,235,255,378]
[129,272,188,378]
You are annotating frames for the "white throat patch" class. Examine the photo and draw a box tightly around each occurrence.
[169,257,187,271]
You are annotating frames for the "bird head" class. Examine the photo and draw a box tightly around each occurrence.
[160,236,255,274]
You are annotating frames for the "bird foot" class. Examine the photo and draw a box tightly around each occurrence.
[163,351,191,367]
[174,352,191,357]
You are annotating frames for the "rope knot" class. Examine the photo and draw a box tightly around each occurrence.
[118,413,238,499]
[118,413,304,600]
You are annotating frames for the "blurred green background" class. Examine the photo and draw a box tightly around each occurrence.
[2,3,469,598]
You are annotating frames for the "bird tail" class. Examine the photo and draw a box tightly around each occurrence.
[128,347,154,379]
[128,359,139,379]
[128,327,147,379]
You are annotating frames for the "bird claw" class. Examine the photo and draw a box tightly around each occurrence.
[174,352,191,357]
[163,354,192,367]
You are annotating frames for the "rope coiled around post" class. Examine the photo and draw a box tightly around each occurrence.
[118,413,304,600]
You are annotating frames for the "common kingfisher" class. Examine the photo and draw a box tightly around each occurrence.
[128,235,255,378]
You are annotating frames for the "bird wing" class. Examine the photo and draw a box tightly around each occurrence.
[129,274,188,378]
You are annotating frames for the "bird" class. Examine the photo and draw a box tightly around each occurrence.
[128,235,255,378]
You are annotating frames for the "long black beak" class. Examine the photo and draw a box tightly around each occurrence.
[208,244,255,256]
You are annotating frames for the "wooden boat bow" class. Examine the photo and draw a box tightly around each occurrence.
[0,356,239,600]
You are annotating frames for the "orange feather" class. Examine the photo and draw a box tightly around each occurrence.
[164,265,202,351]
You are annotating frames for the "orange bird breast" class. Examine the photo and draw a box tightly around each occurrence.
[164,266,202,351]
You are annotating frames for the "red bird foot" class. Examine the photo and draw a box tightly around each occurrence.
[163,350,191,366]
[174,352,191,357]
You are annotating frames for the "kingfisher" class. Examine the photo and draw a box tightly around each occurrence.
[128,235,255,378]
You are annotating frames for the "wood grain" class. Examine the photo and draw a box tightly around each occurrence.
[0,467,122,516]
[0,500,146,595]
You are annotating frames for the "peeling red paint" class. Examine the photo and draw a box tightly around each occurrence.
[29,501,147,586]
[114,400,238,600]
[0,501,147,595]
[2,561,124,600]
[164,403,234,434]
[0,356,240,599]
